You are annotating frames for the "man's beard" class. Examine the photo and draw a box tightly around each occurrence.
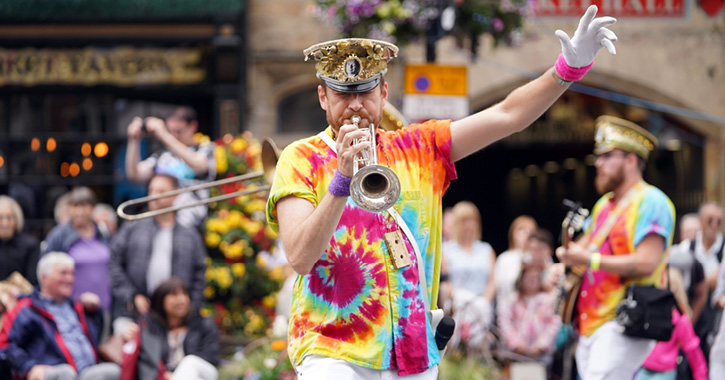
[595,166,625,195]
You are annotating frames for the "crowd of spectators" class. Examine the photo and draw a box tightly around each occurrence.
[0,106,221,380]
[0,104,722,380]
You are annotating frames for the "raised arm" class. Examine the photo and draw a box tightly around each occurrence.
[125,117,154,183]
[144,117,210,174]
[450,5,617,162]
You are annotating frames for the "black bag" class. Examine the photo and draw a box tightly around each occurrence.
[616,284,676,341]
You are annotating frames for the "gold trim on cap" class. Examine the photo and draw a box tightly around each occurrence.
[594,115,658,159]
[304,38,398,85]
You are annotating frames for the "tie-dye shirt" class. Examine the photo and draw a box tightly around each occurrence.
[577,180,675,337]
[266,120,456,375]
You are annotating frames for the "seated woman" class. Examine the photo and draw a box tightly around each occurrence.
[0,195,39,318]
[123,277,219,380]
[0,195,40,286]
[497,259,561,367]
[494,215,537,302]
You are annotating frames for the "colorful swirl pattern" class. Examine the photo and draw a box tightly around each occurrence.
[267,120,456,375]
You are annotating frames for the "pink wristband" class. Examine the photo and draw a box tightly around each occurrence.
[555,54,593,82]
[328,170,352,197]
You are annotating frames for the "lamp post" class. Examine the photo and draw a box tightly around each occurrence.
[426,0,455,62]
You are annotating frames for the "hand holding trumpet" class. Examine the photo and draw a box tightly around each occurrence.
[335,116,370,178]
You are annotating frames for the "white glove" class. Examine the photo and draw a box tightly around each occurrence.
[555,5,618,68]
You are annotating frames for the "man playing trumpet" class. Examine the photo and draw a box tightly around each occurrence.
[266,6,618,379]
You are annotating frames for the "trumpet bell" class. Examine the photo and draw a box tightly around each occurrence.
[350,165,401,213]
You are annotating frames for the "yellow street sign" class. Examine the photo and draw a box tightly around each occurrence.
[404,64,467,96]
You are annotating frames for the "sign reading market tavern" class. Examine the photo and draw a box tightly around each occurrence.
[0,47,206,87]
[534,0,685,17]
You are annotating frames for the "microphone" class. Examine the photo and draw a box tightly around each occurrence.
[434,316,455,351]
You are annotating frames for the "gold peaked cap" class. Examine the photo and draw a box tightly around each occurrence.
[594,115,658,160]
[304,38,398,93]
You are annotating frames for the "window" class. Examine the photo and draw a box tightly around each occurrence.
[277,88,327,133]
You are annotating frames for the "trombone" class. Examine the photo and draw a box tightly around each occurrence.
[117,138,280,221]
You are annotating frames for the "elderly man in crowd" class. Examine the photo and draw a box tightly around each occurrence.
[0,252,120,380]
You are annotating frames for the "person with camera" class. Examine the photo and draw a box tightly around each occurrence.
[267,6,618,379]
[555,116,675,380]
[125,106,216,228]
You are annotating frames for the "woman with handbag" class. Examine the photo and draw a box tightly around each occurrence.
[121,277,219,380]
[634,268,708,380]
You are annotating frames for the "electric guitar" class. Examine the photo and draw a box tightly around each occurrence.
[555,199,589,325]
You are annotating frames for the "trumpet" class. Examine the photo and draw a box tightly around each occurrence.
[349,116,401,213]
[117,138,279,221]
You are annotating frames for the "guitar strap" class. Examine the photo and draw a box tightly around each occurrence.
[586,182,642,253]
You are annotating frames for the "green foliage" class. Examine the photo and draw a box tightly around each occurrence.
[219,338,296,380]
[438,352,502,380]
[455,0,529,47]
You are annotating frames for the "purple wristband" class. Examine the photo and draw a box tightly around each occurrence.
[555,54,593,82]
[328,170,352,197]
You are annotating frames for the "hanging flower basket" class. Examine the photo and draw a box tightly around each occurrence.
[314,0,441,45]
[314,0,529,54]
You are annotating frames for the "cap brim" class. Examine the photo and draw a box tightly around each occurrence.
[593,144,615,155]
[319,73,381,94]
[317,70,387,94]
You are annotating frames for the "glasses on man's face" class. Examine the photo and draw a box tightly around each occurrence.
[707,217,722,227]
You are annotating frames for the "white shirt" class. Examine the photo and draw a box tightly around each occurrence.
[692,231,724,277]
[147,227,173,294]
[443,240,494,296]
[495,249,523,301]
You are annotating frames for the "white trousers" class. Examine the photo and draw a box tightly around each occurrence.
[296,355,438,380]
[709,311,725,380]
[575,321,655,380]
[170,355,218,380]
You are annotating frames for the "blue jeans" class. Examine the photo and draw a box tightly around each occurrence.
[633,368,676,380]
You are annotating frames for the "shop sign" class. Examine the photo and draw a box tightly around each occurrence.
[0,47,205,87]
[533,0,686,17]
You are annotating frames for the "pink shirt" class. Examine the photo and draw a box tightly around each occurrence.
[641,310,708,380]
[497,292,561,352]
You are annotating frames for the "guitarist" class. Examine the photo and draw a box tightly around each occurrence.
[555,116,675,380]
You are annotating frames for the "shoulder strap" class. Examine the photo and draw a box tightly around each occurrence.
[588,184,641,250]
[317,131,336,149]
[386,207,431,313]
[316,131,431,313]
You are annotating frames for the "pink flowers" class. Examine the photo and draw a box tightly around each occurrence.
[492,17,504,32]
